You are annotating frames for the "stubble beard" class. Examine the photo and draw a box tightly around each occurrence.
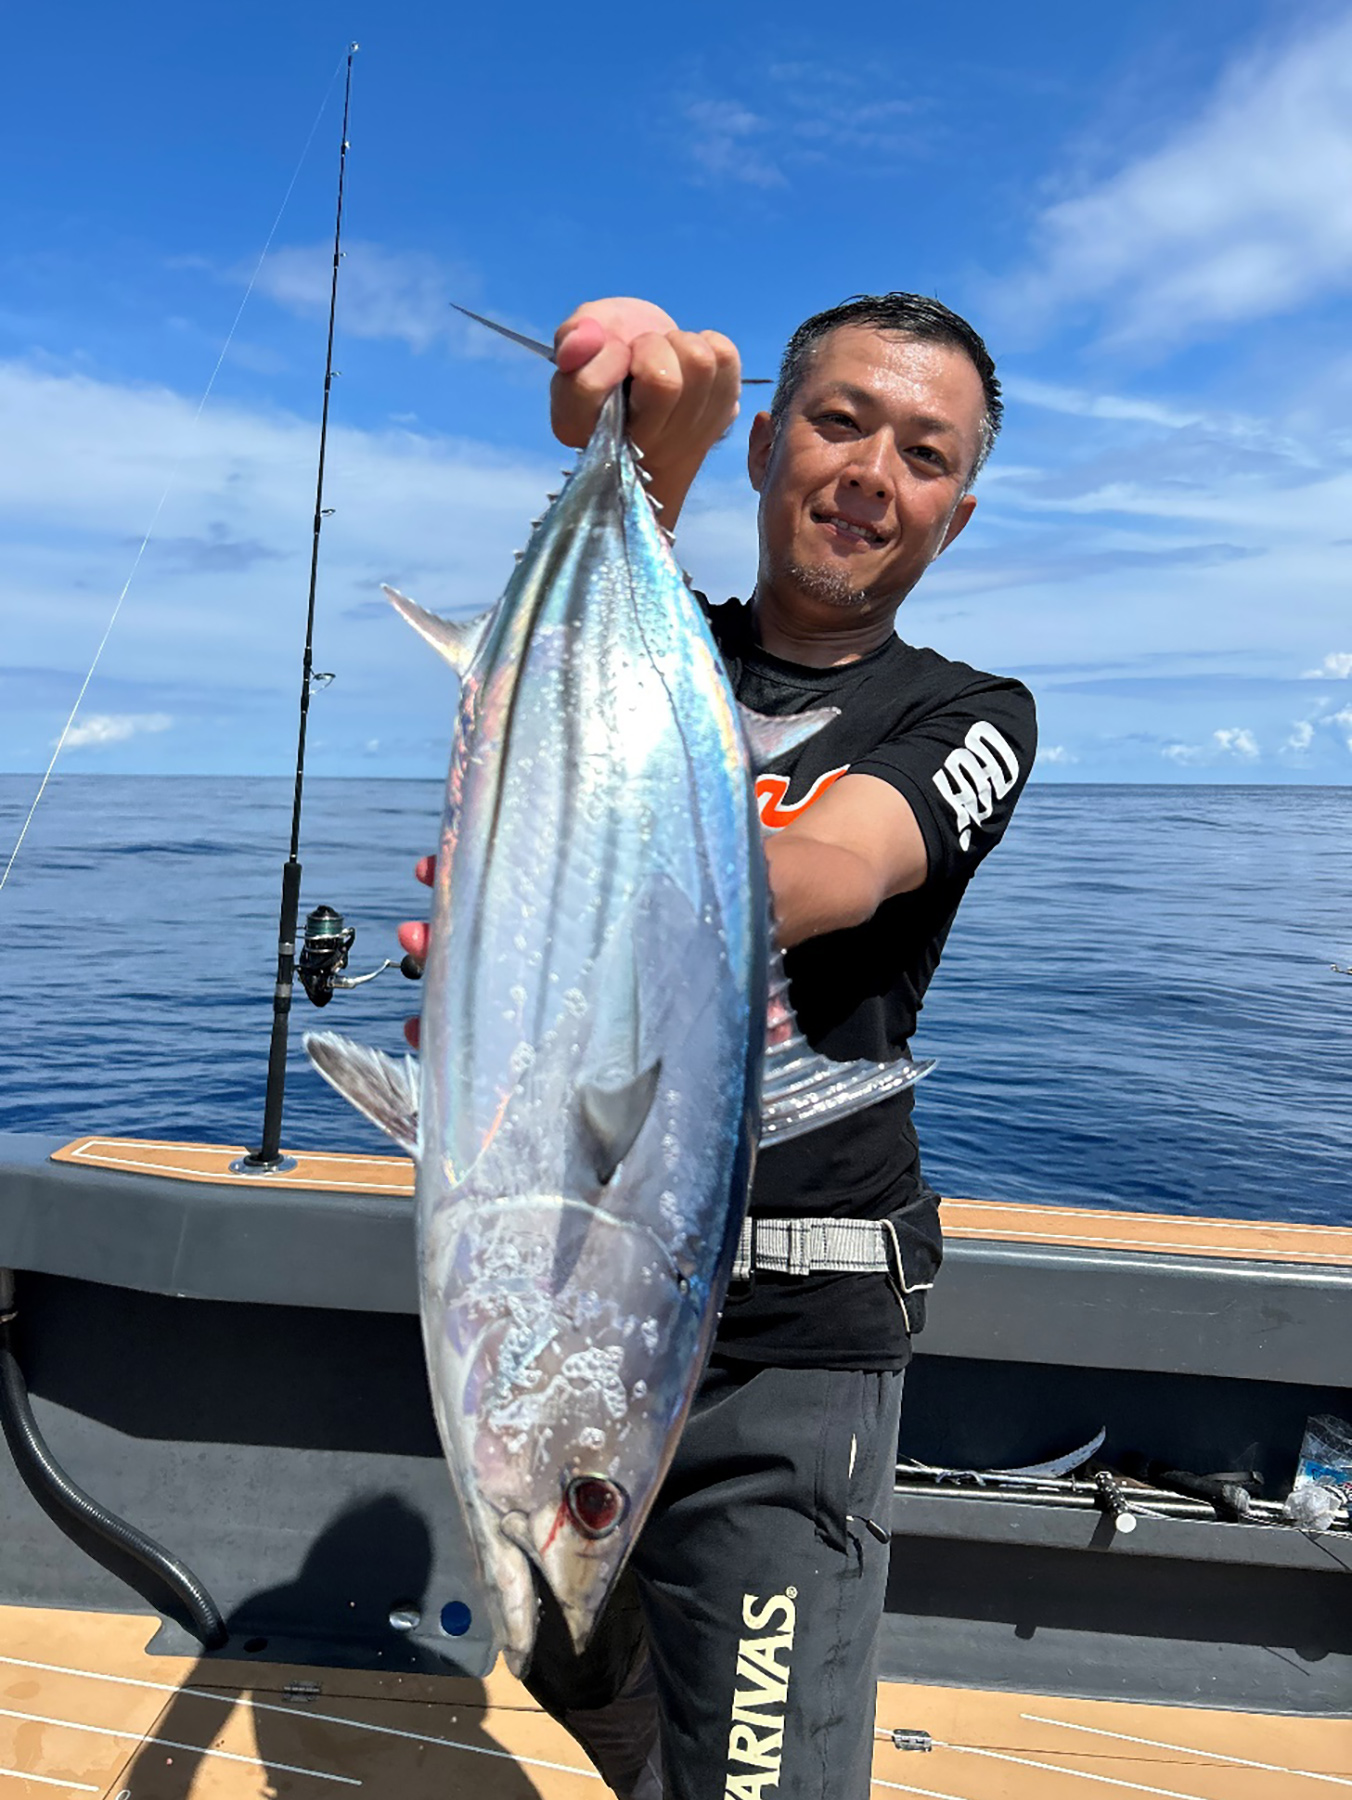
[781,555,873,610]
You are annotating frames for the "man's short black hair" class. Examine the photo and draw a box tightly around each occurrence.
[770,293,1003,485]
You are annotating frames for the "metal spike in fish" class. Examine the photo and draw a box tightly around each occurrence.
[450,300,775,385]
[305,387,932,1671]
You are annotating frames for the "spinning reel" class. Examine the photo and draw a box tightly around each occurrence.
[297,904,422,1008]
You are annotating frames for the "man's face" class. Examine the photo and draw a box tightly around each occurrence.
[747,325,984,621]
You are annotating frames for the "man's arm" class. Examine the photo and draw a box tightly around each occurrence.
[551,300,742,527]
[764,774,928,949]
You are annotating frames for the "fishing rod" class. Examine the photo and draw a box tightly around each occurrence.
[237,44,367,1176]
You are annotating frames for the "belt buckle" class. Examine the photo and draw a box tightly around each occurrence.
[725,1216,757,1302]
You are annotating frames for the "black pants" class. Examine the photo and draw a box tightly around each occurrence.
[522,1356,905,1799]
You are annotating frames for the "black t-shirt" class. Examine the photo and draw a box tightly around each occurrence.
[703,597,1037,1371]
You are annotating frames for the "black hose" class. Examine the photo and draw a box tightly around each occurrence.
[0,1270,228,1649]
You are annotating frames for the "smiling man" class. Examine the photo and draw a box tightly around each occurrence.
[405,293,1035,1800]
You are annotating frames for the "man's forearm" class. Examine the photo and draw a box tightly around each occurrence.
[763,834,885,949]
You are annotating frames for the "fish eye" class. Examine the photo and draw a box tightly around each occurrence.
[565,1474,630,1539]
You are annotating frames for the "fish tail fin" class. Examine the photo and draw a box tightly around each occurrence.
[759,946,934,1145]
[304,1031,419,1155]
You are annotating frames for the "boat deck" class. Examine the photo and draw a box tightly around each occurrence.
[1,1606,1347,1799]
[45,1136,1352,1268]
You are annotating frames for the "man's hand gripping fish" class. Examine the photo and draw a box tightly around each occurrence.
[306,386,932,1672]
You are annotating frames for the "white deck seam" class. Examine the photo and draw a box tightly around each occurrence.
[945,1741,1206,1798]
[872,1779,973,1799]
[0,1655,600,1782]
[1023,1711,1352,1786]
[0,1764,98,1793]
[0,1703,360,1786]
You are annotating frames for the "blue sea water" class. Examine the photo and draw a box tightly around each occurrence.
[1,775,1349,1224]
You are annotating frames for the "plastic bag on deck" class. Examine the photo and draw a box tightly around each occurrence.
[1281,1414,1352,1531]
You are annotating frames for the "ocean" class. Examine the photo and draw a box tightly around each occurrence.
[1,775,1349,1224]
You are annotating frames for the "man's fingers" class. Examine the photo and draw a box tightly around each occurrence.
[624,329,743,482]
[551,338,633,448]
[624,331,684,440]
[403,858,434,992]
[679,329,742,445]
[551,299,683,449]
[555,298,678,351]
[554,315,608,374]
[701,330,743,409]
[398,921,429,962]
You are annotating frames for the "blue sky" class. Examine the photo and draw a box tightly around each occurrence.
[3,0,1350,784]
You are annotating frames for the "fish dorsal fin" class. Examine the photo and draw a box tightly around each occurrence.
[384,585,491,678]
[738,703,840,772]
[580,1063,662,1186]
[304,1030,420,1156]
[758,944,934,1145]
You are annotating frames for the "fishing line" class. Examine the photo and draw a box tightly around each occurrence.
[0,46,352,894]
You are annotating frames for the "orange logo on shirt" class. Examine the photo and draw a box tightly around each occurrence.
[755,765,849,832]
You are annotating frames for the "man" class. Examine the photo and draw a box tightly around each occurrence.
[402,293,1034,1799]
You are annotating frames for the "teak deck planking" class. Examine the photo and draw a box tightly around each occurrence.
[1,1606,1350,1798]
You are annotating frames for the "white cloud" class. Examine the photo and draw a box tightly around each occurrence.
[248,241,544,358]
[63,712,172,749]
[1008,12,1352,346]
[0,358,562,774]
[1285,720,1315,753]
[1331,706,1352,750]
[1003,376,1203,429]
[1163,727,1260,765]
[682,99,785,188]
[1302,651,1352,678]
[1038,744,1077,764]
[1213,727,1259,759]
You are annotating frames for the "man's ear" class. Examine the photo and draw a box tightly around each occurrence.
[747,411,775,493]
[937,492,977,556]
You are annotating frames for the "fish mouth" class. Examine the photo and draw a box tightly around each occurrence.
[810,507,889,548]
[500,1494,634,1655]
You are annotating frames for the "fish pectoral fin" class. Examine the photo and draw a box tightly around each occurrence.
[579,1061,662,1186]
[304,1031,419,1155]
[738,701,840,772]
[383,585,491,678]
[759,945,933,1145]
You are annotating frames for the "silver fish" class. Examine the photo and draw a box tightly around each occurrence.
[306,387,932,1670]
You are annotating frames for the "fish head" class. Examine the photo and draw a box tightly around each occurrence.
[497,1436,645,1657]
[427,1181,704,1666]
